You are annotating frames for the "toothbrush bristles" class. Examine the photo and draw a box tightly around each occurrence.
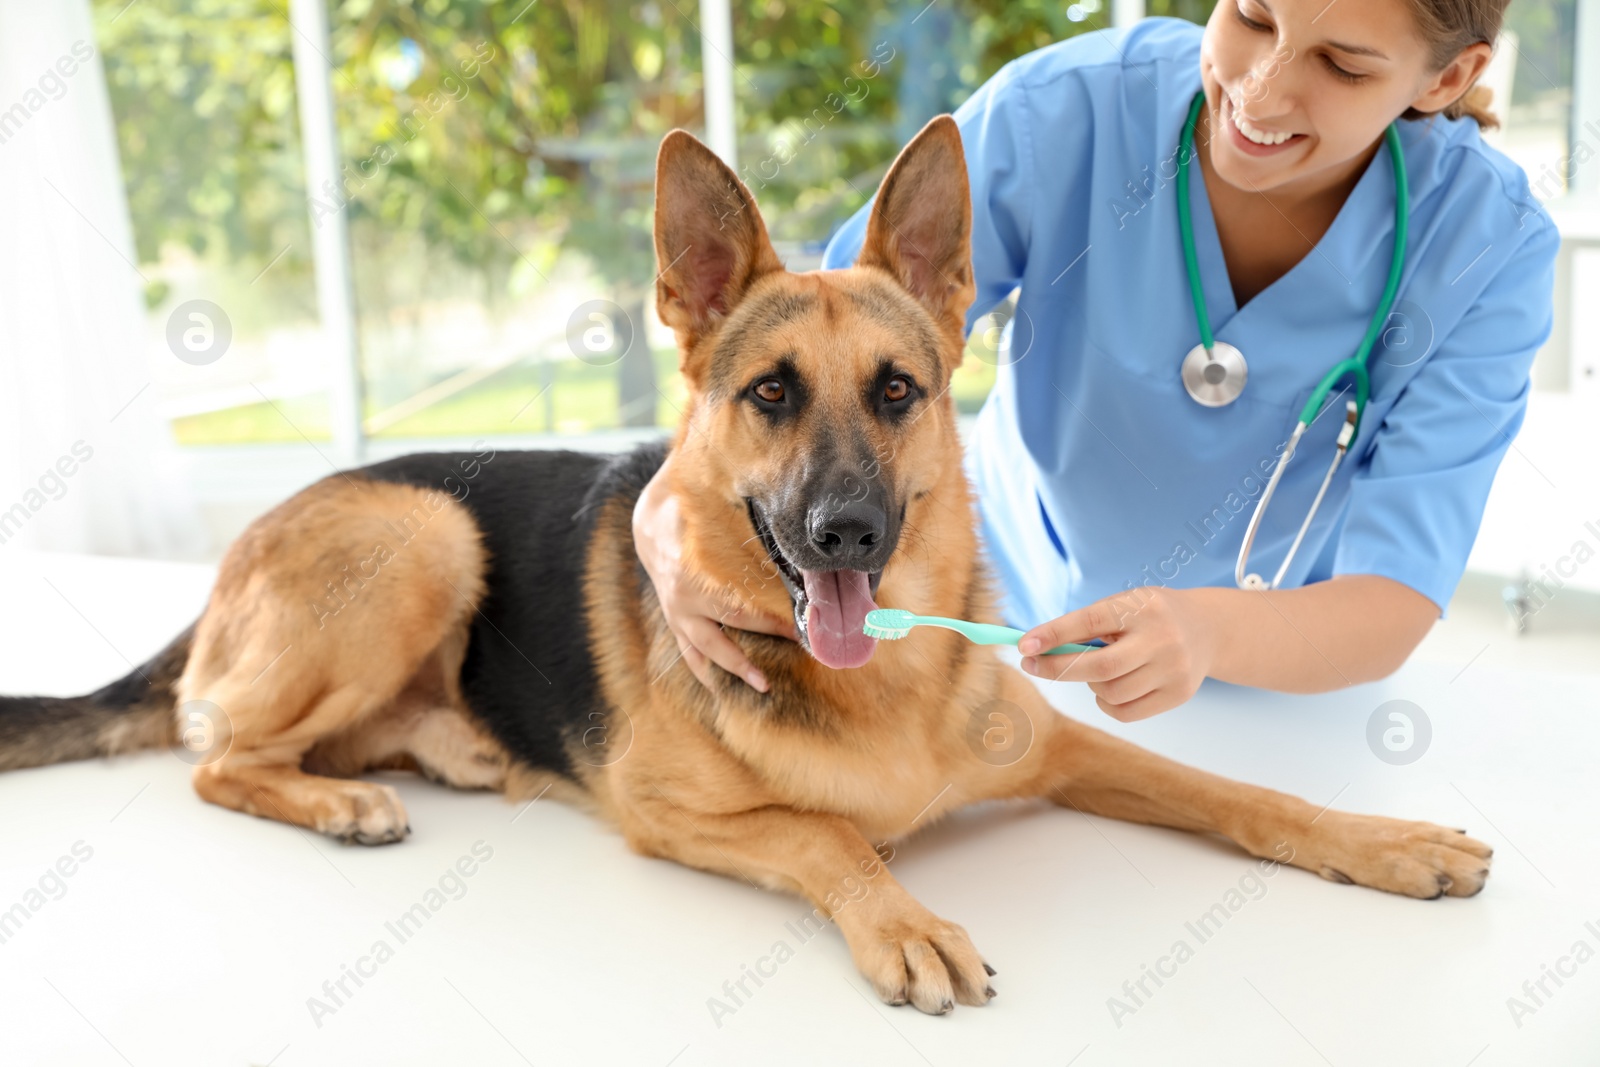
[862,608,918,640]
[861,623,912,639]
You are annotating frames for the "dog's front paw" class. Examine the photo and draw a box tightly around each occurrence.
[1309,814,1492,899]
[849,905,996,1013]
[319,780,411,845]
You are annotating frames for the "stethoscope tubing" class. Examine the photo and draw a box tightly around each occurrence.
[1173,91,1411,589]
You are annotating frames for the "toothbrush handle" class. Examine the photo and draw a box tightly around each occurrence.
[955,621,1028,645]
[949,621,1099,655]
[1041,640,1100,655]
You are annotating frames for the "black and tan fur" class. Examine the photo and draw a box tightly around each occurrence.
[0,117,1491,1012]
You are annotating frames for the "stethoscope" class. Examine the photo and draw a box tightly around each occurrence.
[1174,91,1410,591]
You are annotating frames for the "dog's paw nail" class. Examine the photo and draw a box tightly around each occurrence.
[937,999,953,1015]
[983,962,997,976]
[985,986,997,999]
[1319,866,1353,884]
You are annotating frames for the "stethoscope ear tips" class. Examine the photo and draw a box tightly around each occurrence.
[1240,573,1271,591]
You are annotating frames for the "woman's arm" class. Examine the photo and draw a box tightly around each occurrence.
[1188,575,1439,688]
[1017,575,1436,721]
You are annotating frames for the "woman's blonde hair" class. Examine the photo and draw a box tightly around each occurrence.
[1401,0,1510,130]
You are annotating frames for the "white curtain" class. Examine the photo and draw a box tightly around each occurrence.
[0,0,207,559]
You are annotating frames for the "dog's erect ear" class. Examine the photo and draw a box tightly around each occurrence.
[855,115,974,335]
[653,130,785,367]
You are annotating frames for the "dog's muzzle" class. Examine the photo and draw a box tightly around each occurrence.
[746,492,898,670]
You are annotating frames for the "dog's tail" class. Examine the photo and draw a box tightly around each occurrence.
[0,623,194,771]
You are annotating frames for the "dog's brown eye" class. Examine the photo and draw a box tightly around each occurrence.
[754,378,785,403]
[884,376,911,402]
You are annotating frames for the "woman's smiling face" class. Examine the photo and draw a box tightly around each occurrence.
[1198,0,1488,194]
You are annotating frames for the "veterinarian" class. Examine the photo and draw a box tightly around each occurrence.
[632,0,1558,720]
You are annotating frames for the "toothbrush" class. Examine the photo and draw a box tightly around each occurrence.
[861,608,1102,655]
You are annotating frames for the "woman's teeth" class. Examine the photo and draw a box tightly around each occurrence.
[1231,105,1295,146]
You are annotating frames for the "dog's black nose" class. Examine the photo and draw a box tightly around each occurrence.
[808,498,886,563]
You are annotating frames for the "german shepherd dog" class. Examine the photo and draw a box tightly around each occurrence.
[0,117,1492,1013]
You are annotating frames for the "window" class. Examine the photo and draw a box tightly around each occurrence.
[1496,0,1581,202]
[96,1,328,446]
[94,0,1125,449]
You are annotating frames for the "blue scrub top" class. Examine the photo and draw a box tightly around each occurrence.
[822,18,1559,628]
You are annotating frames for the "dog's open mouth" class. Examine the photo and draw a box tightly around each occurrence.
[747,499,882,670]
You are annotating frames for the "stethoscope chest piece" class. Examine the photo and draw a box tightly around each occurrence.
[1181,341,1247,407]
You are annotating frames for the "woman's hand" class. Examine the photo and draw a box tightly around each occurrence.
[632,456,798,693]
[1016,587,1217,721]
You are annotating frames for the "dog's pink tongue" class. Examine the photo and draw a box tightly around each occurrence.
[801,569,878,669]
